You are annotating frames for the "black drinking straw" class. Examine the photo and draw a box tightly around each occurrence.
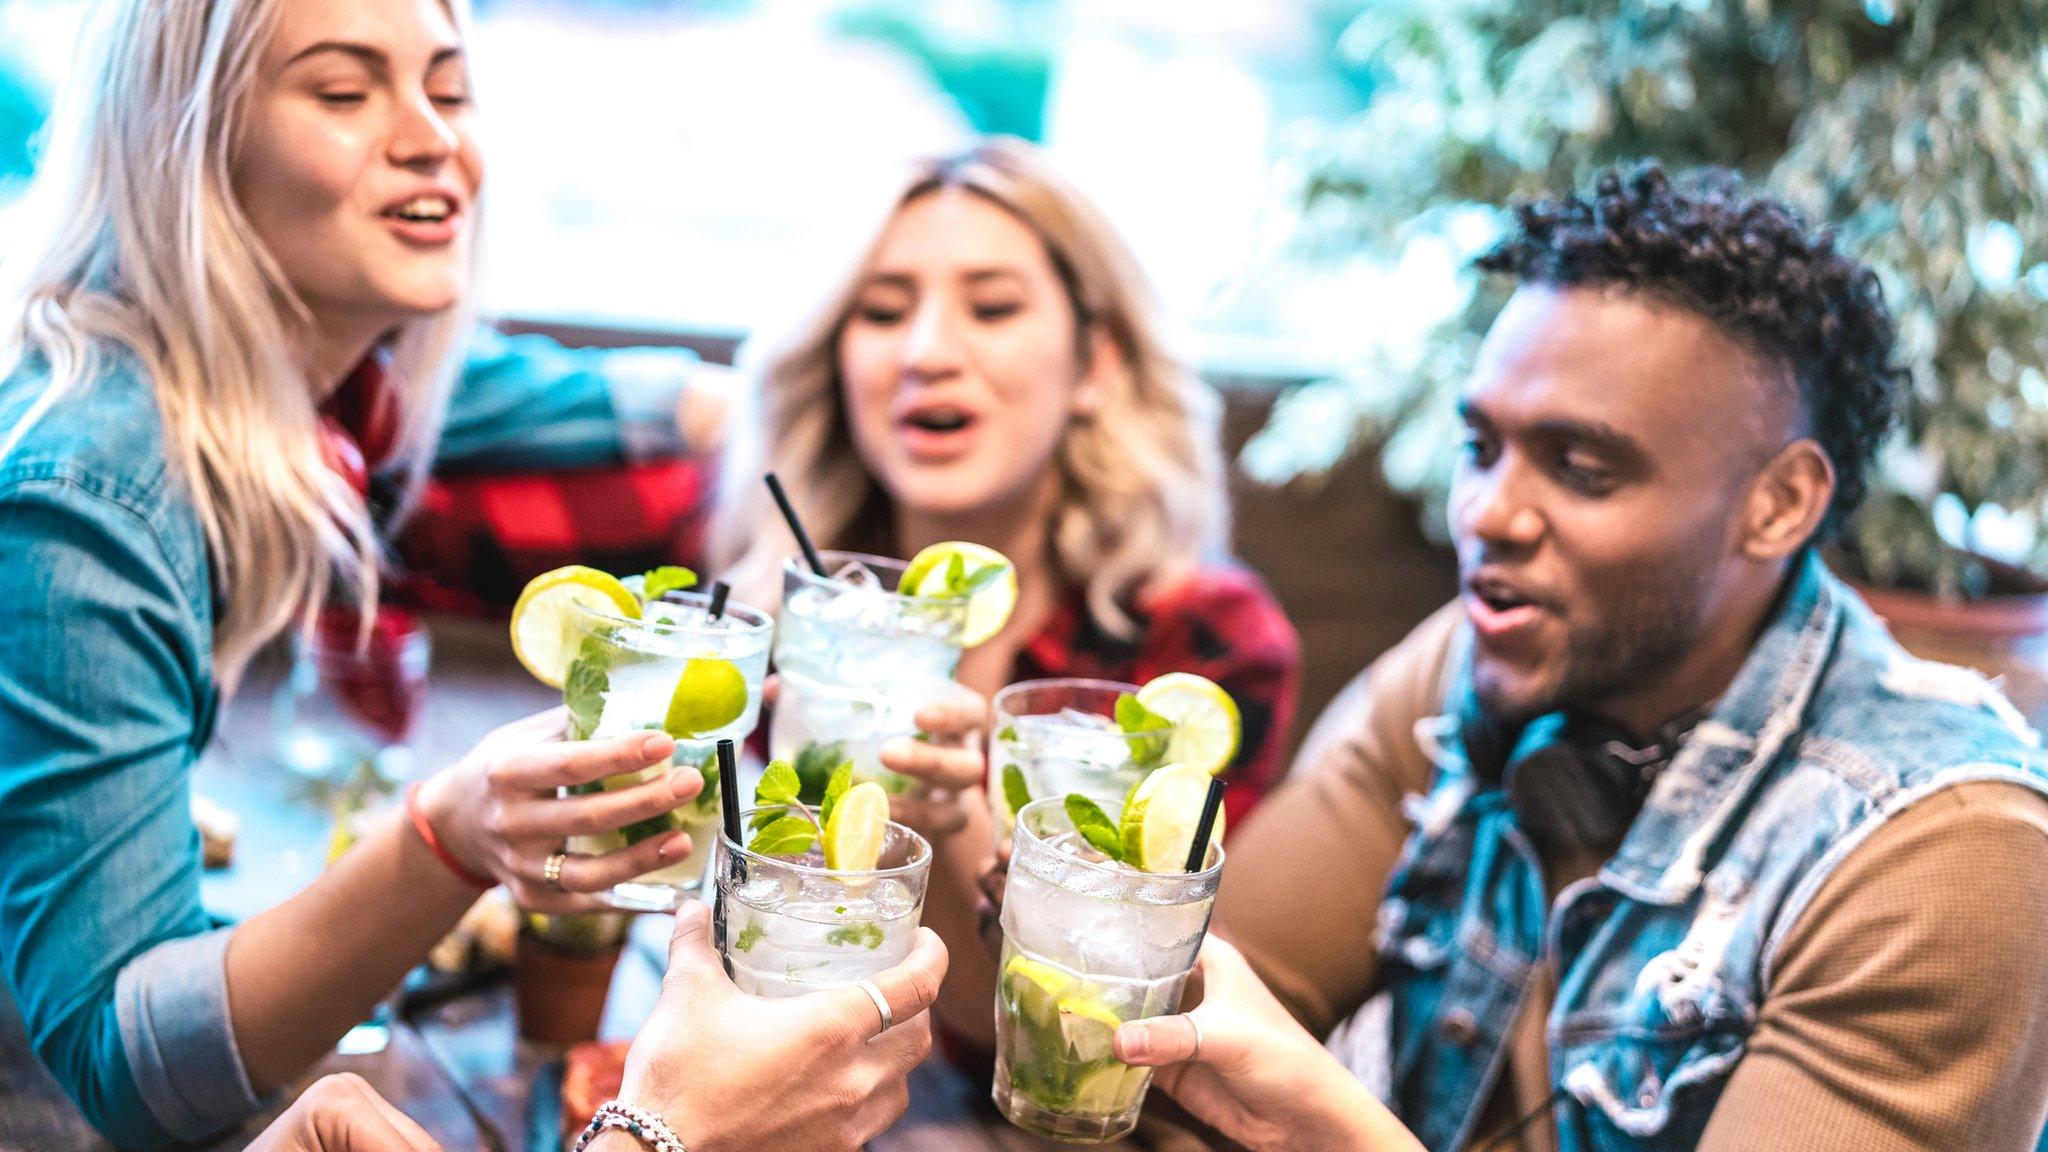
[1185,777,1226,873]
[763,472,826,576]
[707,579,731,621]
[717,738,742,850]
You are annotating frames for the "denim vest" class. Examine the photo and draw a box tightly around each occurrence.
[1373,552,2048,1151]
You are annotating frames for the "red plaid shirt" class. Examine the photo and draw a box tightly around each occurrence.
[394,458,712,615]
[1017,565,1300,827]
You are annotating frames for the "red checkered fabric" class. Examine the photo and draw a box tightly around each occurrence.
[393,458,713,615]
[1017,564,1302,828]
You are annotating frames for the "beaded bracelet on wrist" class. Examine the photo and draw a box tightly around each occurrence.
[572,1100,689,1152]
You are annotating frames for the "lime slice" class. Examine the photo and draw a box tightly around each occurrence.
[1003,955,1074,1030]
[822,780,889,871]
[511,566,641,689]
[1119,763,1225,873]
[1056,995,1123,1063]
[1068,1063,1148,1115]
[1135,673,1241,776]
[663,657,749,738]
[903,540,1018,647]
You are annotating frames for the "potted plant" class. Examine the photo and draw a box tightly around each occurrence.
[1241,0,2048,714]
[515,909,631,1047]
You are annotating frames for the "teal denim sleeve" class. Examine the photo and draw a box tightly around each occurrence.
[435,325,698,471]
[0,471,256,1150]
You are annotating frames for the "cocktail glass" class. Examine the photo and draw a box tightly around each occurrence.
[770,550,968,794]
[990,679,1175,832]
[993,797,1223,1144]
[713,805,932,996]
[558,589,774,910]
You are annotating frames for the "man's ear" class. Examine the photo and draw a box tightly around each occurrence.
[1742,439,1835,560]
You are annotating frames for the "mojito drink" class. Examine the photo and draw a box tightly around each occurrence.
[994,795,1223,1143]
[714,783,932,996]
[770,550,969,792]
[558,588,773,910]
[991,679,1174,829]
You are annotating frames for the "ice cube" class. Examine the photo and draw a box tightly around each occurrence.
[1056,708,1118,731]
[736,871,801,911]
[594,661,683,738]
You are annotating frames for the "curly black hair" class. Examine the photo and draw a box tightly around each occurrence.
[1474,162,1903,539]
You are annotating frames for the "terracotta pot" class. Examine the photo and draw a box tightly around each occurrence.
[1854,582,2048,724]
[514,935,623,1047]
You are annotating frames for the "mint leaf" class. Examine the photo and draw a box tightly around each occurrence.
[1115,693,1170,735]
[747,815,818,857]
[641,566,698,600]
[690,752,721,816]
[755,760,800,807]
[734,921,764,953]
[997,724,1018,744]
[820,762,854,828]
[793,741,847,804]
[944,552,965,592]
[562,640,612,741]
[960,562,1008,594]
[1064,794,1124,862]
[1116,693,1172,768]
[1003,764,1033,817]
[825,922,886,950]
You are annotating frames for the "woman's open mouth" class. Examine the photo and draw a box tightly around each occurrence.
[380,195,460,246]
[897,405,979,460]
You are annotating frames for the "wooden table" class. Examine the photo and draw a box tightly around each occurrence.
[183,614,1138,1152]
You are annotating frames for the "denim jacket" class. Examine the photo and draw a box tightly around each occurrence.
[1374,551,2048,1151]
[0,328,698,1150]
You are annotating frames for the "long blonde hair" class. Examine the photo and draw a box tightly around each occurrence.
[713,138,1227,637]
[0,0,472,689]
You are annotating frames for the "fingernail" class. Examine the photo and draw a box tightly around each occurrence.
[657,831,692,859]
[1118,1026,1149,1060]
[642,733,671,759]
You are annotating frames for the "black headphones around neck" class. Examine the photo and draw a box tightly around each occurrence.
[1458,700,1703,856]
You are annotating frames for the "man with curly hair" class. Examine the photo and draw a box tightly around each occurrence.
[1106,165,2048,1150]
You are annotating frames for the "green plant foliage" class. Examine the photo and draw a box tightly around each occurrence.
[1246,0,2048,597]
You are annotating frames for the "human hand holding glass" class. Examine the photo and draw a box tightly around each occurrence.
[1111,935,1425,1152]
[412,709,704,912]
[600,900,947,1152]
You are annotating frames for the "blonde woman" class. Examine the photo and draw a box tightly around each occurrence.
[712,139,1301,1050]
[0,2,939,1149]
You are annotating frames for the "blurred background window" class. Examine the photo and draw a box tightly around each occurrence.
[0,0,1384,377]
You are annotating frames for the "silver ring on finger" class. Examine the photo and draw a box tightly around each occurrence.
[857,977,894,1037]
[1189,1015,1204,1062]
[543,851,569,893]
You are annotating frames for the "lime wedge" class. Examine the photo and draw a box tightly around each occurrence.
[1135,673,1241,776]
[511,566,640,689]
[1003,955,1074,1030]
[1068,1063,1148,1115]
[822,780,890,871]
[1056,994,1123,1063]
[903,540,1018,647]
[1119,763,1225,873]
[664,657,749,738]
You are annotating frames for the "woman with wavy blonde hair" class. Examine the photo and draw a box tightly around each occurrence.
[0,2,940,1148]
[713,137,1300,1050]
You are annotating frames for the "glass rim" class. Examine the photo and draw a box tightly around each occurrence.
[720,803,933,879]
[781,549,970,609]
[564,587,775,637]
[994,678,1174,749]
[1012,796,1224,882]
